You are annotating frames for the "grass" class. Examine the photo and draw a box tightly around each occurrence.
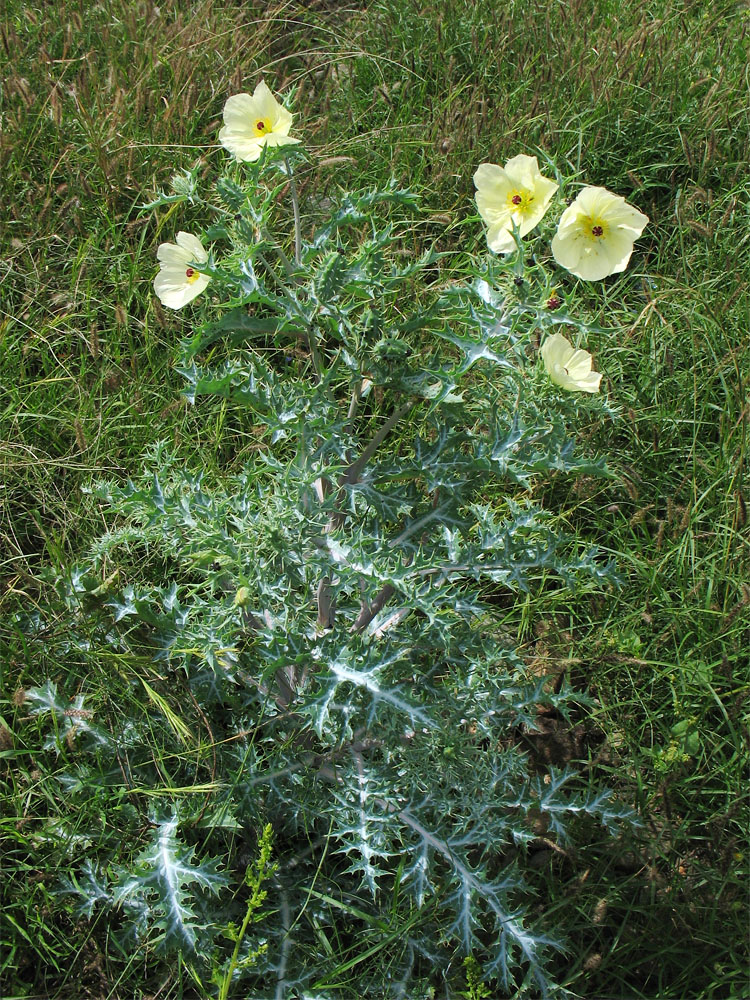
[2,0,748,996]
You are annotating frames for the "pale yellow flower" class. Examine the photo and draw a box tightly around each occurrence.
[551,186,648,281]
[541,332,601,393]
[218,81,300,163]
[474,154,559,253]
[153,232,210,310]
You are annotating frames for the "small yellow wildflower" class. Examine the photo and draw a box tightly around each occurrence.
[474,154,558,253]
[219,81,300,163]
[551,186,649,281]
[153,232,210,310]
[541,332,601,393]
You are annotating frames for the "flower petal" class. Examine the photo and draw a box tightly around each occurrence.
[222,93,258,129]
[485,222,516,254]
[568,370,602,393]
[175,231,209,262]
[220,83,298,161]
[157,242,188,266]
[566,349,594,377]
[272,104,293,136]
[154,270,210,309]
[550,228,585,273]
[474,164,512,225]
[567,229,635,280]
[473,162,508,191]
[577,186,648,234]
[218,128,263,162]
[253,80,281,121]
[503,153,538,181]
[263,132,301,149]
[540,332,575,370]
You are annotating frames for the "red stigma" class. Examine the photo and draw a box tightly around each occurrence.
[592,225,604,237]
[512,194,522,205]
[185,268,195,277]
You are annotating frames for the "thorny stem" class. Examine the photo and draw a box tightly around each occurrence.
[317,576,335,629]
[255,248,324,380]
[261,226,297,282]
[346,380,362,435]
[218,903,255,1000]
[344,399,414,486]
[351,549,414,635]
[308,333,325,384]
[254,249,297,301]
[351,583,395,634]
[316,396,414,630]
[285,154,302,267]
[312,397,415,632]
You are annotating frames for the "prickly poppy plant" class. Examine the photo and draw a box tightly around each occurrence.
[26,97,640,998]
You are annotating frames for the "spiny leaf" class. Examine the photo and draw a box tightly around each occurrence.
[112,815,228,955]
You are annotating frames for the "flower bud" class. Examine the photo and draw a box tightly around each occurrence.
[233,586,252,608]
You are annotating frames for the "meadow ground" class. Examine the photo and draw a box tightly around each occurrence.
[1,1,748,997]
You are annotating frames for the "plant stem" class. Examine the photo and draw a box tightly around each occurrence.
[261,227,297,282]
[256,247,324,380]
[351,583,395,634]
[285,154,302,266]
[274,891,292,1000]
[218,825,275,1000]
[346,380,362,439]
[344,399,414,485]
[218,905,255,1000]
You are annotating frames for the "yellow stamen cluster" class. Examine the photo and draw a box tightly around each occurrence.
[507,189,534,214]
[252,116,272,137]
[582,216,609,240]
